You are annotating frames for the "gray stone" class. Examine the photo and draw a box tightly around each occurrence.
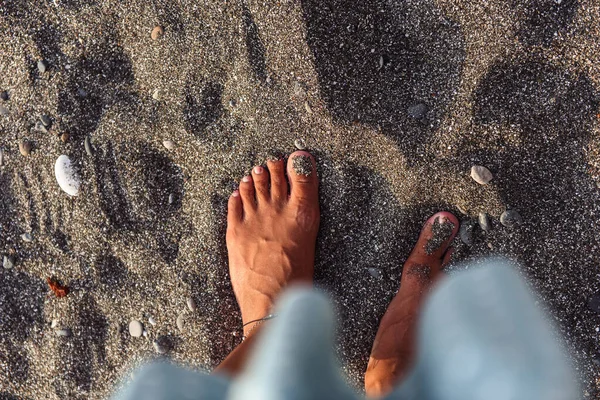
[77,88,88,97]
[153,336,170,354]
[176,314,185,331]
[186,297,197,312]
[459,221,475,246]
[471,165,493,185]
[40,115,51,127]
[168,193,175,205]
[21,233,33,242]
[148,316,156,326]
[408,103,427,119]
[36,121,48,134]
[84,136,95,156]
[0,91,8,101]
[56,328,71,337]
[0,148,4,166]
[3,255,14,269]
[294,138,307,150]
[478,213,491,232]
[37,60,48,73]
[129,320,143,337]
[367,268,382,279]
[500,209,522,228]
[0,106,8,116]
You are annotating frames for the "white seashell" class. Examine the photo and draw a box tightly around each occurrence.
[55,155,81,196]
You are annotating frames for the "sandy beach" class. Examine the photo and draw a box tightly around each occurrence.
[1,0,599,398]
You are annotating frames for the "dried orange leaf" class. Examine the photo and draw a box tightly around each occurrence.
[47,277,69,298]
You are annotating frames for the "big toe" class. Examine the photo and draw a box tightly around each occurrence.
[286,151,319,206]
[411,212,459,261]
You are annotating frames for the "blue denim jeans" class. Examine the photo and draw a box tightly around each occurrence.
[115,259,577,400]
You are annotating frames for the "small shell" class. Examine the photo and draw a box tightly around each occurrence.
[55,155,81,196]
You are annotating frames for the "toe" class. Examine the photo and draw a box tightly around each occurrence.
[252,165,270,203]
[410,212,459,261]
[227,190,243,225]
[267,158,288,203]
[286,151,319,206]
[239,175,256,211]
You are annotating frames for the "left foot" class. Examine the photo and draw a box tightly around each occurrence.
[365,212,459,397]
[226,151,320,337]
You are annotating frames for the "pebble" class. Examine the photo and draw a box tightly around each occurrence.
[478,213,491,232]
[470,165,493,185]
[51,319,59,328]
[367,268,382,279]
[408,103,427,119]
[153,336,169,354]
[55,155,81,196]
[148,316,156,326]
[77,88,88,97]
[21,233,33,242]
[186,297,197,312]
[3,255,14,269]
[60,132,70,143]
[176,314,185,331]
[19,140,32,156]
[0,147,4,166]
[143,330,148,337]
[84,136,95,156]
[37,60,48,73]
[294,138,307,150]
[40,115,51,127]
[168,193,175,205]
[162,140,175,150]
[55,329,71,337]
[151,26,164,40]
[152,89,161,100]
[0,91,8,101]
[0,106,8,116]
[459,221,475,246]
[129,320,144,337]
[500,209,522,228]
[228,99,236,107]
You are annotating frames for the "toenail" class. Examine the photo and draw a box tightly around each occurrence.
[232,190,240,197]
[253,166,263,174]
[242,176,251,183]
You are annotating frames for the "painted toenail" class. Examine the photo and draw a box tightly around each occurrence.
[232,190,240,197]
[242,176,251,183]
[253,166,263,174]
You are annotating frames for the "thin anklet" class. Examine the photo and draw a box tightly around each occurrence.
[242,314,276,341]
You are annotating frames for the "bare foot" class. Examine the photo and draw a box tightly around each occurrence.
[226,151,320,337]
[364,212,459,397]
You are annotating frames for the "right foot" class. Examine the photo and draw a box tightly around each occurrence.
[226,151,320,337]
[365,212,459,397]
